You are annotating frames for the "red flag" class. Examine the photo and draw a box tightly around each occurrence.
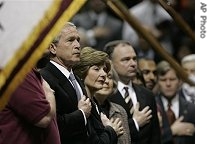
[0,0,87,110]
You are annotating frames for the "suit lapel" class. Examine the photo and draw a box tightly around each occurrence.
[45,63,78,106]
[156,94,170,126]
[179,96,189,120]
[133,84,147,110]
[75,74,87,97]
[113,90,133,117]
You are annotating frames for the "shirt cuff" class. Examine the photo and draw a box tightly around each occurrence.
[133,118,139,131]
[79,109,87,125]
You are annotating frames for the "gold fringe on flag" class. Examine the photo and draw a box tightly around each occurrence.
[0,0,87,110]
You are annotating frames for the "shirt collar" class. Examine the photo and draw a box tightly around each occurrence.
[50,60,71,79]
[118,81,133,92]
[161,94,179,108]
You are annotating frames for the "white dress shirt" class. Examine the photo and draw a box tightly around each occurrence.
[161,94,179,119]
[50,61,83,97]
[118,81,137,108]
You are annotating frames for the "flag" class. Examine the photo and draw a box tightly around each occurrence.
[0,0,87,110]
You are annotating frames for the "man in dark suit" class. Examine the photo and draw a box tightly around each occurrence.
[40,22,92,144]
[104,40,161,144]
[155,61,195,144]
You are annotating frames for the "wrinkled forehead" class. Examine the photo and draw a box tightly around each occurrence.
[113,44,136,55]
[139,60,156,67]
[182,61,195,66]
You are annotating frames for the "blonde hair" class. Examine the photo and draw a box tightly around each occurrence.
[73,47,111,80]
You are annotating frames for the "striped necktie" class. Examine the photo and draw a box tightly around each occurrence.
[69,73,81,100]
[124,87,134,114]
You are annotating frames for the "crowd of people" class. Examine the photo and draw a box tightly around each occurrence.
[0,0,195,144]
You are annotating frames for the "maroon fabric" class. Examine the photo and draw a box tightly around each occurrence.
[166,102,176,126]
[0,69,60,144]
[0,0,73,99]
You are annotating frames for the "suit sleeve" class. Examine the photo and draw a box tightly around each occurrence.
[87,103,118,144]
[149,94,162,144]
[9,70,50,124]
[128,118,140,142]
[40,70,87,137]
[88,124,118,144]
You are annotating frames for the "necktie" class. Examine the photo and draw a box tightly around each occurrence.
[166,100,176,125]
[124,87,134,114]
[69,73,81,100]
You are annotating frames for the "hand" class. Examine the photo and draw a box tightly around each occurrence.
[78,97,92,118]
[171,116,195,136]
[157,111,163,127]
[110,118,124,136]
[133,102,152,127]
[100,113,124,136]
[41,80,56,119]
[42,80,55,106]
[42,80,54,96]
[100,113,112,127]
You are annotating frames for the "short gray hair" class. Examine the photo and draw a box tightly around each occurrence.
[181,54,195,66]
[52,22,76,45]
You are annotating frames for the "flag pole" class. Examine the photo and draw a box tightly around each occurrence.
[0,0,87,111]
[103,0,194,86]
[158,0,195,41]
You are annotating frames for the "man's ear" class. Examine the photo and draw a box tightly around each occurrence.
[49,43,56,55]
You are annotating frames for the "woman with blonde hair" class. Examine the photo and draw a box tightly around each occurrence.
[95,63,131,144]
[73,47,123,144]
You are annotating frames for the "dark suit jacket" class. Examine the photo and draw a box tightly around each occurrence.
[40,62,117,144]
[109,84,161,144]
[87,98,117,144]
[179,88,195,104]
[155,94,195,144]
[40,62,89,144]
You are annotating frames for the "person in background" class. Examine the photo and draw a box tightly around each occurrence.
[122,0,173,60]
[104,40,161,144]
[155,60,195,144]
[137,58,164,127]
[72,0,122,50]
[40,22,92,144]
[94,62,131,144]
[138,58,157,91]
[73,47,123,144]
[132,68,146,87]
[0,68,60,144]
[180,54,195,103]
